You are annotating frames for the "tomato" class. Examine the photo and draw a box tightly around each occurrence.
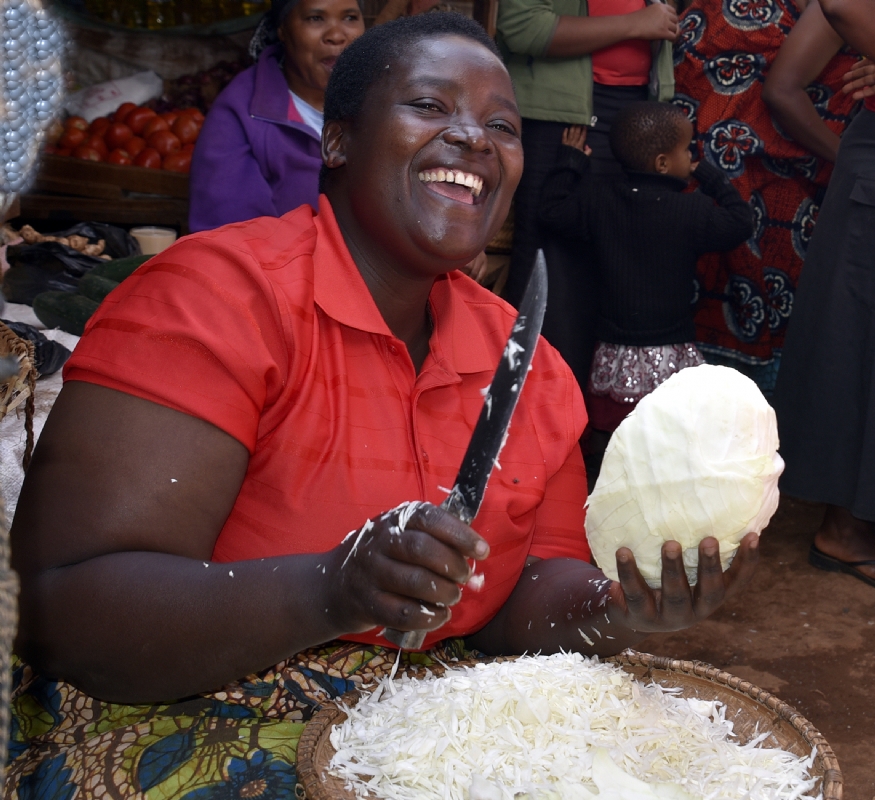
[104,122,133,151]
[89,116,111,136]
[181,141,196,153]
[55,147,72,157]
[82,134,109,159]
[126,107,158,135]
[171,114,200,145]
[142,115,170,139]
[113,102,138,124]
[177,107,205,125]
[161,110,180,127]
[124,135,146,157]
[107,148,133,165]
[147,130,181,157]
[162,151,192,173]
[133,147,162,169]
[65,115,89,131]
[73,145,103,161]
[58,127,87,150]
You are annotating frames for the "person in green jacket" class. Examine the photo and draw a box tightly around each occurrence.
[496,0,677,435]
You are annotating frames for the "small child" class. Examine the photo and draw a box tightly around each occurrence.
[539,100,753,455]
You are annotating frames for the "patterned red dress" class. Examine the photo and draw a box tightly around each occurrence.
[673,0,859,392]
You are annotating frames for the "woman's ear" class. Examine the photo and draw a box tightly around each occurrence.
[654,153,668,174]
[322,120,348,170]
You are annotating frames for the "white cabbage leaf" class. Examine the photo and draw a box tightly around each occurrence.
[586,364,784,587]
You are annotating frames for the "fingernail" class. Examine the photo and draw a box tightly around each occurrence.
[703,545,717,558]
[474,540,489,558]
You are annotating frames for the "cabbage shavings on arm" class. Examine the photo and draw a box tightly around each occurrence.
[585,364,785,587]
[328,652,821,800]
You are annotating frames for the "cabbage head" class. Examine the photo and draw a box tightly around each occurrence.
[585,364,784,587]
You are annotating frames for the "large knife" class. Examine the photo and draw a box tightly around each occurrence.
[384,250,548,649]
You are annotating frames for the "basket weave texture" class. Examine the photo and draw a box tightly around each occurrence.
[0,321,37,470]
[0,321,30,790]
[297,650,842,800]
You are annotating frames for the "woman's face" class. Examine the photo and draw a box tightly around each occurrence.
[327,35,523,277]
[278,0,365,110]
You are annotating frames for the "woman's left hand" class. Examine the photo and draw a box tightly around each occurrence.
[607,532,760,632]
[843,58,875,100]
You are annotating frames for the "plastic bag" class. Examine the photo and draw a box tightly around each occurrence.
[0,319,71,377]
[3,222,141,305]
[64,71,164,123]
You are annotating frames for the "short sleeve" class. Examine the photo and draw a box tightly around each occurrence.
[63,221,304,453]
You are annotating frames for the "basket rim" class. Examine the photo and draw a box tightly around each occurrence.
[297,649,842,800]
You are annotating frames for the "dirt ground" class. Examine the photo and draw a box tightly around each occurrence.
[635,496,875,800]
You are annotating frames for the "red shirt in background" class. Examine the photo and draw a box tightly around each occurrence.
[588,0,652,86]
[64,197,590,649]
[866,95,875,113]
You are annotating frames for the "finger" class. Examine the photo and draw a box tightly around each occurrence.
[721,531,760,601]
[378,590,453,633]
[691,536,726,619]
[402,502,490,565]
[615,547,659,620]
[657,540,694,626]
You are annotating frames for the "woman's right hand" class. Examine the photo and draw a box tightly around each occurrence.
[632,2,679,42]
[328,501,490,637]
[843,58,875,100]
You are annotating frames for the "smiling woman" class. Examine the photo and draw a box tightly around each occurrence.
[187,0,365,232]
[6,13,758,799]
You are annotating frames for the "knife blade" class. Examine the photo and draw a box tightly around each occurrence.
[384,250,548,649]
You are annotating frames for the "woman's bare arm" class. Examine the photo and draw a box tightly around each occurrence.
[468,536,760,656]
[546,3,677,58]
[761,1,844,162]
[12,383,486,703]
[818,0,875,61]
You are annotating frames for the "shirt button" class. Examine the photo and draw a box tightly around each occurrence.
[388,344,399,355]
[421,450,429,462]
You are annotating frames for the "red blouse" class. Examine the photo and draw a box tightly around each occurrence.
[64,197,591,648]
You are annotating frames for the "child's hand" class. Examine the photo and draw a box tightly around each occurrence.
[843,58,875,101]
[562,126,592,155]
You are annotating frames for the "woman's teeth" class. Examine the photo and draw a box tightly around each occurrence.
[418,169,483,197]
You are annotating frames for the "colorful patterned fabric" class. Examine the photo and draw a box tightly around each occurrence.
[5,639,476,799]
[673,0,860,393]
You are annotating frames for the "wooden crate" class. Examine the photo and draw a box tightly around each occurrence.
[20,154,190,233]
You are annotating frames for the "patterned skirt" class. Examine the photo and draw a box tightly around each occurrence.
[585,341,704,432]
[4,639,476,799]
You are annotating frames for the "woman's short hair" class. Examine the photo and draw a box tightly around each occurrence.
[609,101,690,173]
[323,12,500,126]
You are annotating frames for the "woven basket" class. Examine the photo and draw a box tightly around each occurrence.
[0,321,37,470]
[297,650,842,800]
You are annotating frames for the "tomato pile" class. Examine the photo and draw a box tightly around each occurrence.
[45,102,204,173]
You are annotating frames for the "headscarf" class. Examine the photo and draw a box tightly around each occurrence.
[249,0,298,60]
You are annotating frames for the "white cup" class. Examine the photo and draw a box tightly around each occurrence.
[130,226,177,255]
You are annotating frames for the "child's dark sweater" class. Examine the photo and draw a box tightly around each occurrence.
[539,146,753,347]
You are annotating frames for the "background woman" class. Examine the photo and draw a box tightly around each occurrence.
[7,14,757,798]
[773,0,875,589]
[187,0,365,232]
[673,0,859,394]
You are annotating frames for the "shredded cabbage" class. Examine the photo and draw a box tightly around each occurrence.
[328,653,820,800]
[585,364,784,587]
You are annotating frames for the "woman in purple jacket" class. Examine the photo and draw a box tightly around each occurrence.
[188,0,365,232]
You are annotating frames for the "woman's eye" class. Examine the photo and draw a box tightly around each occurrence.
[412,101,443,112]
[489,120,518,136]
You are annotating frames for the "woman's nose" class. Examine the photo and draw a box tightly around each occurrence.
[442,122,491,153]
